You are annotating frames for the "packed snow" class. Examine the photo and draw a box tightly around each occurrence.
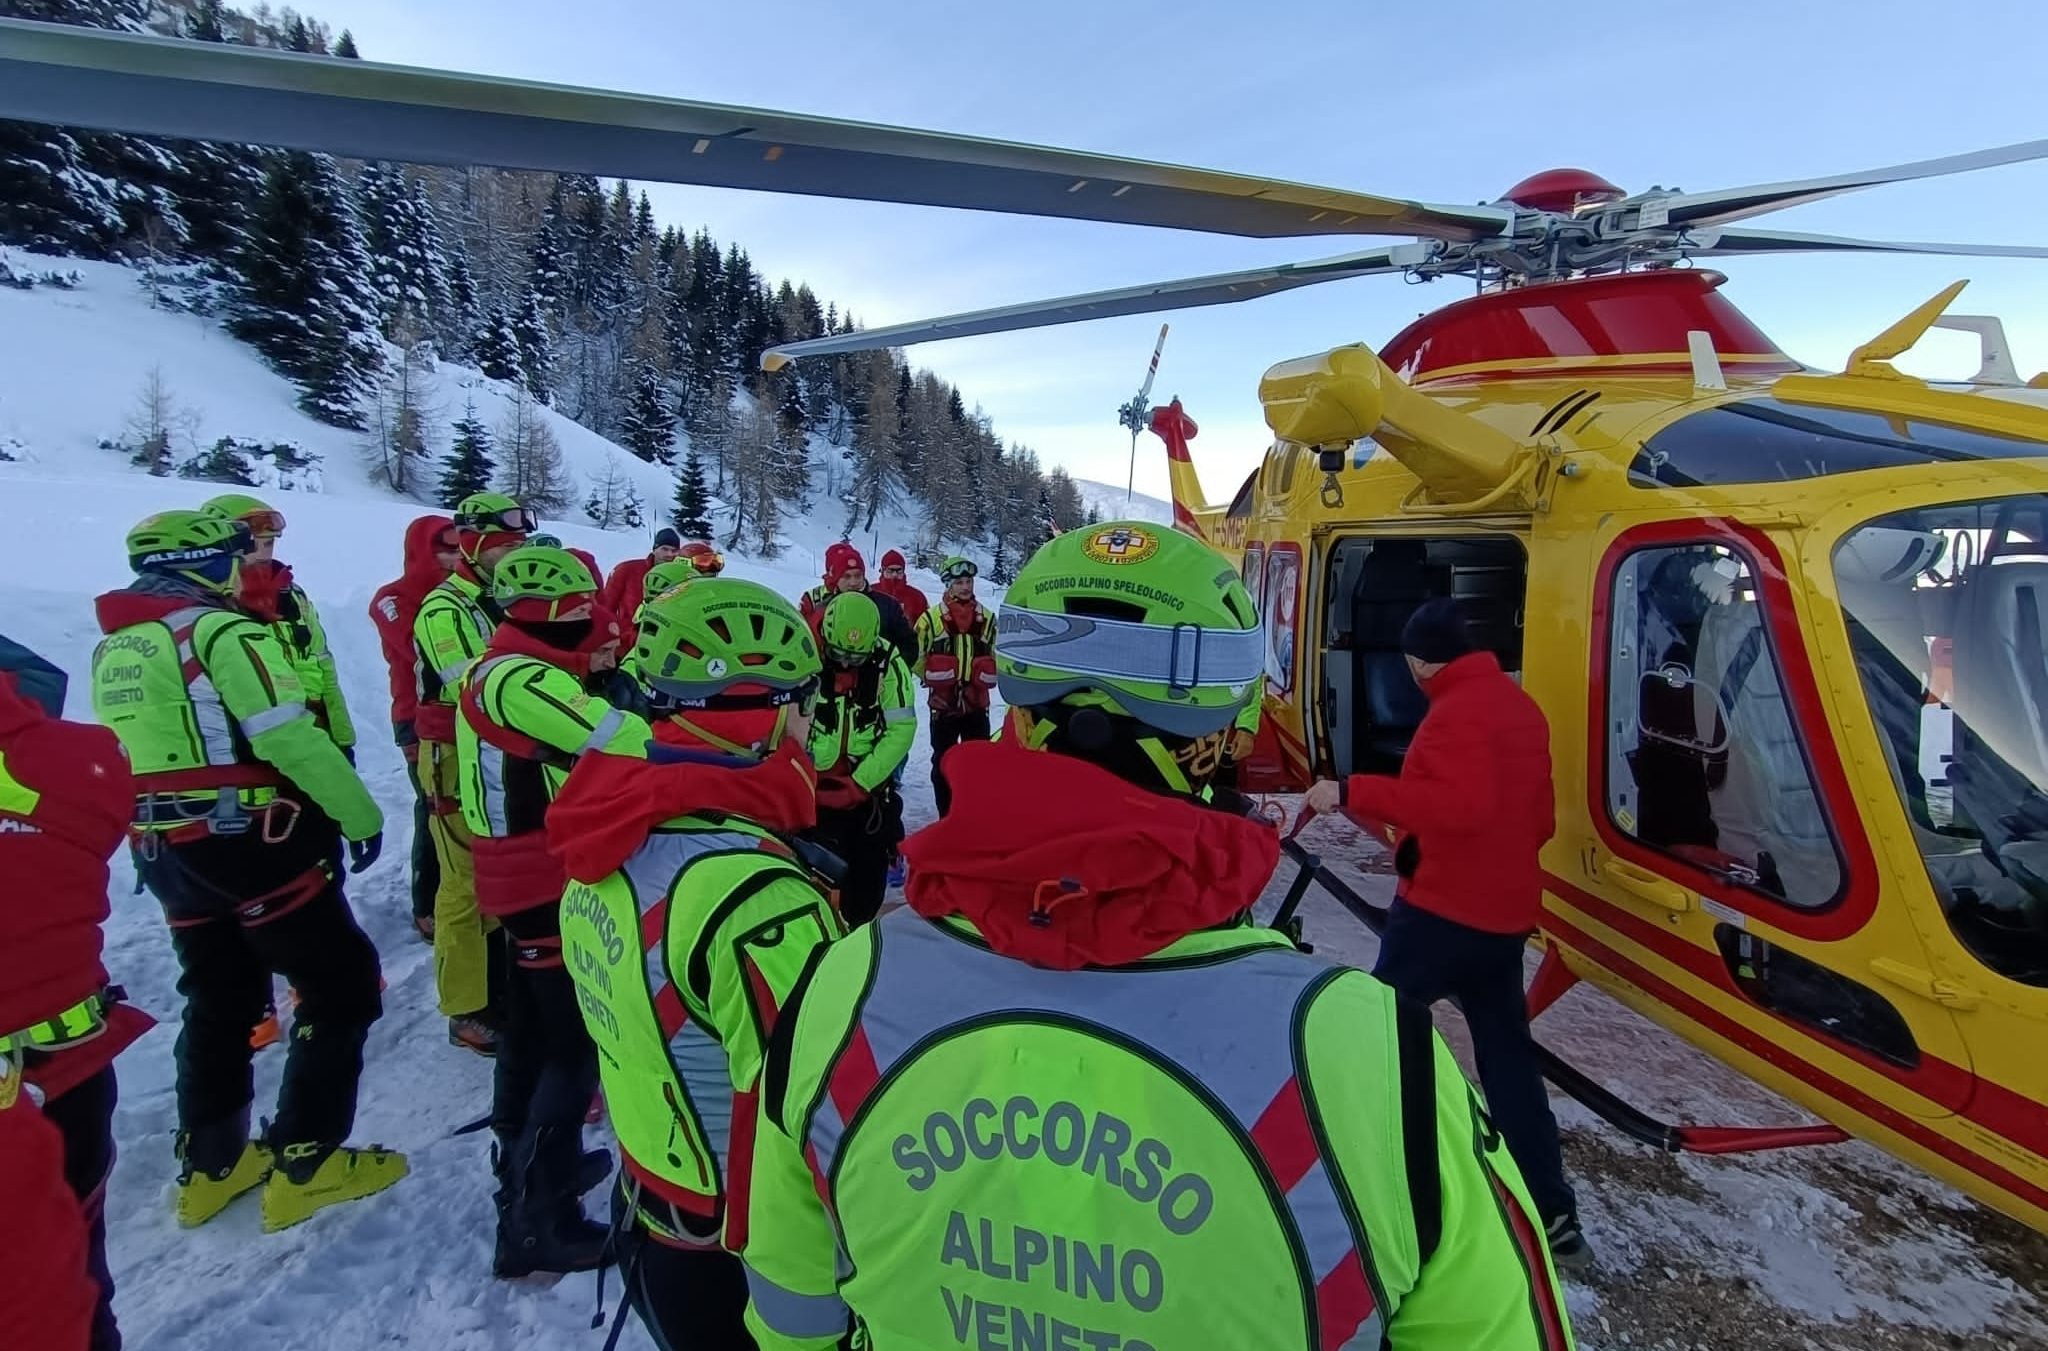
[2,258,2043,1351]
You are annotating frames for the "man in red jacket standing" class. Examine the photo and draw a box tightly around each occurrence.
[1,634,156,1350]
[871,547,929,628]
[598,527,680,643]
[1301,597,1587,1270]
[369,515,458,942]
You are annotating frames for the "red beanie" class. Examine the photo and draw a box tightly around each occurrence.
[880,548,906,570]
[825,541,865,581]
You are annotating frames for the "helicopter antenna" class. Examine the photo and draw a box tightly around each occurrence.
[1116,323,1170,505]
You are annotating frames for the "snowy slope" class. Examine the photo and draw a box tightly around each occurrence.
[1074,476,1172,526]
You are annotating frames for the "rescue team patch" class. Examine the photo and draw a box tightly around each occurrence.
[1081,527,1160,567]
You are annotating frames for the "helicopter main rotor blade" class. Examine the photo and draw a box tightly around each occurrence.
[759,246,1421,368]
[1694,225,2048,260]
[0,18,1511,244]
[1656,138,2048,228]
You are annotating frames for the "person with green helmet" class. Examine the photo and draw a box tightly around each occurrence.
[454,546,652,1275]
[806,590,916,926]
[201,492,356,1052]
[90,510,406,1234]
[549,579,843,1349]
[413,490,536,1056]
[912,554,998,817]
[200,493,357,754]
[740,522,1576,1351]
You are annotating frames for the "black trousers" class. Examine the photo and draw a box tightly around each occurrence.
[929,709,992,818]
[409,761,440,923]
[492,905,598,1140]
[810,789,904,927]
[40,1065,121,1351]
[138,820,383,1167]
[612,1185,756,1351]
[1372,900,1577,1223]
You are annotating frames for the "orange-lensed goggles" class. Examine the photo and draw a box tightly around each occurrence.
[241,509,286,538]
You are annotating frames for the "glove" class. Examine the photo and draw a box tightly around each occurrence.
[815,776,868,811]
[347,832,384,875]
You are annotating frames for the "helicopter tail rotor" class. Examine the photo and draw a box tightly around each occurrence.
[1117,324,1170,505]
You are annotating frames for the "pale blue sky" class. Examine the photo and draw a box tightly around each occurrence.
[328,0,2048,499]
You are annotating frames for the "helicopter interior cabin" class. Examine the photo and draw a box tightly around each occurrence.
[1315,534,1528,779]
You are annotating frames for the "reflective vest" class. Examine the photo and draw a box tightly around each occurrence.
[268,581,356,751]
[808,650,916,792]
[92,605,289,825]
[913,601,996,716]
[412,572,496,744]
[743,912,1573,1351]
[559,817,840,1247]
[456,653,639,840]
[90,601,381,844]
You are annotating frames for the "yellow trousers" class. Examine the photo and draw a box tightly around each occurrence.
[417,743,494,1017]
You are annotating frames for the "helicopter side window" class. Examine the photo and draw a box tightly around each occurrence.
[1606,544,1844,909]
[1837,498,2048,988]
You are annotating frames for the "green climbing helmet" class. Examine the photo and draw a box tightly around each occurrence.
[819,591,882,664]
[630,578,821,710]
[642,558,700,605]
[452,491,537,536]
[200,492,286,538]
[997,521,1263,738]
[492,546,596,621]
[125,509,252,593]
[938,554,977,582]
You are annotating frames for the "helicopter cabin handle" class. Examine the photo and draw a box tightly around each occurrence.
[1600,857,1695,916]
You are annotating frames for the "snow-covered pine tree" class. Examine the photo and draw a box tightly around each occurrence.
[683,376,733,492]
[228,151,382,428]
[282,13,314,52]
[183,0,229,40]
[442,243,480,361]
[511,286,552,404]
[358,164,449,340]
[439,400,496,506]
[495,386,574,513]
[0,124,127,257]
[844,353,900,534]
[473,304,523,383]
[618,363,675,464]
[672,451,713,538]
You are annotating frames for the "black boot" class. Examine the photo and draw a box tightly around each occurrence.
[493,1125,611,1278]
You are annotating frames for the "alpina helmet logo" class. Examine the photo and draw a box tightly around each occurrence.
[1082,526,1159,566]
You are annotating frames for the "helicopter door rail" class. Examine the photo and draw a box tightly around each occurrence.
[1276,838,1853,1158]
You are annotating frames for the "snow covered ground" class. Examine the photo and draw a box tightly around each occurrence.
[3,257,2043,1350]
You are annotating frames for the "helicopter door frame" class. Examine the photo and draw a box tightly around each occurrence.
[1576,514,1975,1117]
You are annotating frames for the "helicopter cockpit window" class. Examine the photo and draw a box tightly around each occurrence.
[1606,544,1844,908]
[1836,497,2048,988]
[1631,399,2047,490]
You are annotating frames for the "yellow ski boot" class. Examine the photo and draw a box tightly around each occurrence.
[261,1142,409,1232]
[175,1140,273,1228]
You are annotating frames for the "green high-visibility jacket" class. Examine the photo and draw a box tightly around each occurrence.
[808,651,916,792]
[90,593,382,842]
[262,580,356,751]
[742,912,1574,1351]
[560,812,843,1245]
[455,652,651,841]
[412,571,495,742]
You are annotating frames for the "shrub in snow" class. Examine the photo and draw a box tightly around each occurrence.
[0,251,83,291]
[176,436,323,492]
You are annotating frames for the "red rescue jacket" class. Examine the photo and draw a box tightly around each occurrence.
[0,671,155,1100]
[0,1097,96,1351]
[367,515,452,754]
[902,739,1280,969]
[599,555,656,645]
[872,575,929,629]
[1344,651,1556,935]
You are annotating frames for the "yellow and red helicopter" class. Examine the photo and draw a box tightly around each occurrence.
[5,17,2048,1234]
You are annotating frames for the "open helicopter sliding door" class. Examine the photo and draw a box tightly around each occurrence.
[1549,506,1978,1151]
[1314,529,1528,782]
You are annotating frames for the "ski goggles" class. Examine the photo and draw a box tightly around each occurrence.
[940,558,978,582]
[457,506,540,534]
[239,508,286,539]
[684,548,726,575]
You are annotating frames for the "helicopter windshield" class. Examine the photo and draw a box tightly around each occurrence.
[1835,496,2048,988]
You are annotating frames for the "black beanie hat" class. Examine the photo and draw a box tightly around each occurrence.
[1401,597,1475,664]
[653,527,682,549]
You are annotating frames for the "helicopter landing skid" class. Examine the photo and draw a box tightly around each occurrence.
[1276,840,1852,1159]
